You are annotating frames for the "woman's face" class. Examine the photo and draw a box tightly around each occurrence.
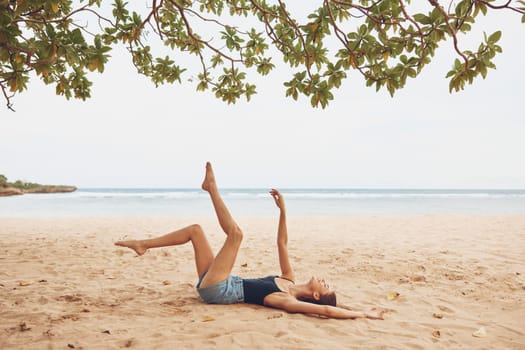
[309,276,330,293]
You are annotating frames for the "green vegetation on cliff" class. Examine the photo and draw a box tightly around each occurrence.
[0,175,7,187]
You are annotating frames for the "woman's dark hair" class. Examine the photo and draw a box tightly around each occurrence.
[301,291,337,307]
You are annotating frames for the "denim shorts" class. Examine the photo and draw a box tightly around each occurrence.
[196,274,245,304]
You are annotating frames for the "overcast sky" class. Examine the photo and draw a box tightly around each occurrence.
[1,6,524,189]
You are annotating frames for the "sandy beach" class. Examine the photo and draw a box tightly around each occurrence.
[1,215,524,349]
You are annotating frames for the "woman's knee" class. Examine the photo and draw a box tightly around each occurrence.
[228,225,243,242]
[189,224,205,237]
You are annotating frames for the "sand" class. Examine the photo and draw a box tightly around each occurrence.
[1,215,524,349]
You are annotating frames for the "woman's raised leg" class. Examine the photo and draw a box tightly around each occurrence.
[198,162,243,288]
[114,224,215,279]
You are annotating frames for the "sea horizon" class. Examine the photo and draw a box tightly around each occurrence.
[1,187,524,217]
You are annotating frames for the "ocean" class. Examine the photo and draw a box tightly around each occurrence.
[1,188,524,217]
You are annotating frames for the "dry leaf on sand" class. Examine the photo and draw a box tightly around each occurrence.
[386,291,400,300]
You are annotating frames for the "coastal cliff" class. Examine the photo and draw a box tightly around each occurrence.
[0,187,23,196]
[0,185,77,197]
[0,175,77,197]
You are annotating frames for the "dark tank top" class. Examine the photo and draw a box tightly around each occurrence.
[242,276,282,305]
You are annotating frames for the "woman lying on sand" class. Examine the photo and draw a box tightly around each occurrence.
[115,162,384,320]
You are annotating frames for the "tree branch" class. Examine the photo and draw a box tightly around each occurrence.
[0,81,16,112]
[277,0,313,78]
[166,0,242,64]
[399,0,426,69]
[478,0,525,14]
[428,0,469,67]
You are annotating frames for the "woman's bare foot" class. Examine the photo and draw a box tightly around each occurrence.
[201,162,217,192]
[364,308,385,320]
[114,240,148,256]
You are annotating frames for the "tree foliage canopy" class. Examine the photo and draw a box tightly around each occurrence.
[1,0,524,110]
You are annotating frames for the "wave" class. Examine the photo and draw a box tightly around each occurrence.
[4,188,525,217]
[70,189,525,200]
[73,190,205,199]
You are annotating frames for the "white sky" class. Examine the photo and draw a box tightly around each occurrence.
[1,6,524,189]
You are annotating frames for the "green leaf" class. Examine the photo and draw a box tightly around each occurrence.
[71,28,84,44]
[460,23,471,32]
[358,24,368,36]
[454,58,462,70]
[478,63,487,79]
[196,80,208,92]
[413,14,432,25]
[449,77,456,93]
[45,24,56,39]
[488,31,502,44]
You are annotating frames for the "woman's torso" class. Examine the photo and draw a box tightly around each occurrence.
[242,276,293,305]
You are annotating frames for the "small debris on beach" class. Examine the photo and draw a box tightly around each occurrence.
[472,327,487,338]
[57,295,82,302]
[267,313,284,319]
[43,329,55,337]
[19,322,31,332]
[409,275,426,282]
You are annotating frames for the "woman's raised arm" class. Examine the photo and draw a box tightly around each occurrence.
[270,189,295,282]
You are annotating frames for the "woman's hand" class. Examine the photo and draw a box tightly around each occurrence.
[270,188,285,210]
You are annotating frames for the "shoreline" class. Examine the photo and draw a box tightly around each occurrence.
[0,212,524,221]
[1,215,524,349]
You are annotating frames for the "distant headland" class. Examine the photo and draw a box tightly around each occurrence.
[0,175,77,197]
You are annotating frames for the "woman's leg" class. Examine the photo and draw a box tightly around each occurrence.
[198,162,243,288]
[114,224,215,278]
